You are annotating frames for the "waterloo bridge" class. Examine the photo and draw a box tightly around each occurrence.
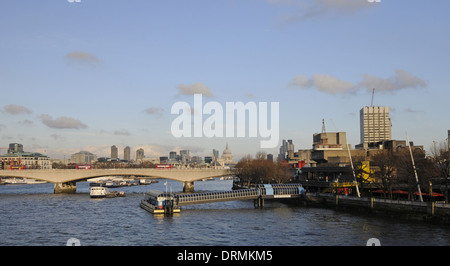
[0,168,232,193]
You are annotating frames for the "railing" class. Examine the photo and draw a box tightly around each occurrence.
[176,184,304,205]
[176,188,260,205]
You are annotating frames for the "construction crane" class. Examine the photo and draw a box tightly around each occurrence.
[370,88,375,107]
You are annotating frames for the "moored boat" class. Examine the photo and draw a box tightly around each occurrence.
[90,186,108,198]
[140,190,180,215]
[90,186,125,198]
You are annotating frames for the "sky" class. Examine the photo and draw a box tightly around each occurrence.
[0,0,449,160]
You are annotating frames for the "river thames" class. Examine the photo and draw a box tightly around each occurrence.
[1,179,450,246]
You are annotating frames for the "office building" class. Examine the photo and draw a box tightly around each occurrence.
[213,149,219,160]
[204,156,213,164]
[360,106,392,146]
[8,143,24,154]
[278,139,294,161]
[180,150,190,162]
[70,151,97,164]
[124,146,131,161]
[111,145,118,159]
[136,148,145,161]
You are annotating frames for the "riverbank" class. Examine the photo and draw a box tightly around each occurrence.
[299,193,450,224]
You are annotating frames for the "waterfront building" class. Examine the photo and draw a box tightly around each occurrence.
[359,106,392,148]
[1,151,52,169]
[136,148,145,161]
[70,151,97,164]
[311,131,364,165]
[111,145,118,159]
[124,146,131,161]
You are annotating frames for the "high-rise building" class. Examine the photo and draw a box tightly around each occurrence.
[136,148,145,161]
[360,106,392,145]
[8,143,23,154]
[124,146,131,161]
[111,145,118,159]
[212,149,219,160]
[278,139,294,161]
[169,151,177,160]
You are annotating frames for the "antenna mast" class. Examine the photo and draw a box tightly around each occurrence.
[370,88,375,107]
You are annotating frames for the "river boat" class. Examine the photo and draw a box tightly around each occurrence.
[140,190,180,215]
[106,190,126,198]
[90,187,125,198]
[90,186,108,198]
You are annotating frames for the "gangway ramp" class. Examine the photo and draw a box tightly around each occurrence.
[175,184,305,206]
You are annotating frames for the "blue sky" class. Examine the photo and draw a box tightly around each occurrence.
[1,0,449,160]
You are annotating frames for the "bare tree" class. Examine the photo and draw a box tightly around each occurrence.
[371,150,398,199]
[234,154,292,186]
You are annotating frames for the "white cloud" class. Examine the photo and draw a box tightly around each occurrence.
[40,114,88,129]
[176,82,214,97]
[4,104,32,115]
[290,74,355,94]
[358,70,427,92]
[290,70,426,95]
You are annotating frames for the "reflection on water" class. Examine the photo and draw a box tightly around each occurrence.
[1,180,450,246]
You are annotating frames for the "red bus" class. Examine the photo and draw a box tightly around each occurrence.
[10,165,27,170]
[156,164,172,169]
[76,164,92,170]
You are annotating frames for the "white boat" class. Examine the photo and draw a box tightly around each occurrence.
[90,186,109,198]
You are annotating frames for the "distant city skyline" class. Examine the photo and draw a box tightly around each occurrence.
[1,1,449,160]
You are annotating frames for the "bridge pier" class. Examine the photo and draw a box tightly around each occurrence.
[254,196,264,208]
[183,181,194,193]
[54,182,77,194]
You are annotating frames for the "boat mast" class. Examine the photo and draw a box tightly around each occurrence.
[406,132,423,202]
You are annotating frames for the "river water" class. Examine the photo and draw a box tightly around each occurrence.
[1,179,450,246]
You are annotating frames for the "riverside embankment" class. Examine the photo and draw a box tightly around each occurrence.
[301,193,450,224]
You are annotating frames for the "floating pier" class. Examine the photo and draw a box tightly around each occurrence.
[140,184,305,215]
